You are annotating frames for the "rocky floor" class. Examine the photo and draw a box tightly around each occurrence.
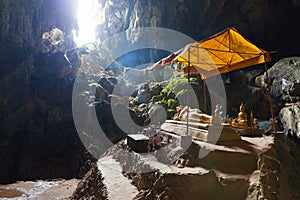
[71,131,300,200]
[0,179,79,200]
[3,132,298,200]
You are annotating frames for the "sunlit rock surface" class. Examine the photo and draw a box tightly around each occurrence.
[264,57,300,139]
[265,57,300,102]
[72,134,300,199]
[280,103,300,140]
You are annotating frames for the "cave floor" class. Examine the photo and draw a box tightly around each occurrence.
[0,178,79,199]
[97,134,276,199]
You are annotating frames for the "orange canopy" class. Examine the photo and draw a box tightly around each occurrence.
[146,27,271,78]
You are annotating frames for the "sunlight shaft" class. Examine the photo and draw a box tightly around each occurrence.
[73,0,98,46]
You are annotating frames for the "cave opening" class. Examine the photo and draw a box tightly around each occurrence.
[72,0,99,46]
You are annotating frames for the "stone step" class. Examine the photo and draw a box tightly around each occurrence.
[97,156,139,200]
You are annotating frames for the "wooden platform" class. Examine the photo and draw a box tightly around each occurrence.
[161,120,241,143]
[161,121,208,141]
[165,120,210,129]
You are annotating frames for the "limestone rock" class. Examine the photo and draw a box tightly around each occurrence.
[73,134,300,199]
[264,57,300,102]
[279,103,300,139]
[71,165,108,200]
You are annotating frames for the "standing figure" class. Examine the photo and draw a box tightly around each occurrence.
[211,104,222,125]
[219,105,225,123]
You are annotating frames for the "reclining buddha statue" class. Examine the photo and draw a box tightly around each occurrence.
[174,106,212,124]
[231,103,248,129]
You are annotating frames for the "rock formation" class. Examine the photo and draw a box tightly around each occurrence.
[280,104,300,140]
[96,0,300,62]
[0,0,90,183]
[1,1,300,198]
[72,134,300,199]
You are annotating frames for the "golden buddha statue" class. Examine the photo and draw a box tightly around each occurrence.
[231,103,248,129]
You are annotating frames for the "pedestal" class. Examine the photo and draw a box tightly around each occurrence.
[206,124,241,143]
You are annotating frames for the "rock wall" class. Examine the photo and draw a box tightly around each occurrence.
[280,104,300,140]
[265,57,300,102]
[71,165,108,200]
[249,134,300,199]
[97,0,300,62]
[263,57,300,139]
[0,0,91,183]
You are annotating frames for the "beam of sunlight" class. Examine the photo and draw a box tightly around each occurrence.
[73,0,98,46]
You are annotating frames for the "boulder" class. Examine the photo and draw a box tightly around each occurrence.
[264,57,300,101]
[279,103,300,139]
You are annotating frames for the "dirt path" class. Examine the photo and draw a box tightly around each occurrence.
[97,156,139,200]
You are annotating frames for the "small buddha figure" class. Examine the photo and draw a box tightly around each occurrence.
[231,103,248,129]
[253,118,259,129]
[219,105,225,123]
[250,110,255,129]
[211,104,222,125]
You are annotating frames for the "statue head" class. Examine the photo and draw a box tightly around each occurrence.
[215,104,220,115]
[239,103,245,112]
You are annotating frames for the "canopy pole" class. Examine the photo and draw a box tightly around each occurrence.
[203,80,207,113]
[264,61,276,133]
[186,47,191,136]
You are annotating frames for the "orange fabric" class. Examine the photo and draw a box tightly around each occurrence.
[146,27,271,78]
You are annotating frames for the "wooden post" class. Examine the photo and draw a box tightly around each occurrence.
[203,80,207,113]
[186,46,191,136]
[264,61,276,133]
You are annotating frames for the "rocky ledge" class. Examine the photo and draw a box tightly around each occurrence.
[71,133,300,200]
